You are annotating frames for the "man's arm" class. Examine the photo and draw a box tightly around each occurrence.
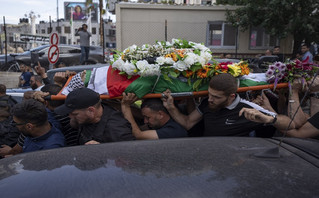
[287,78,310,128]
[239,108,295,130]
[162,90,202,130]
[121,93,158,140]
[282,122,319,138]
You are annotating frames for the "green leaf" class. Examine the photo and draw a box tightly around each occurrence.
[169,70,179,78]
[119,71,126,75]
[193,79,203,91]
[163,73,173,83]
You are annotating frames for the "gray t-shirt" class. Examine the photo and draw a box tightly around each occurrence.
[75,30,91,47]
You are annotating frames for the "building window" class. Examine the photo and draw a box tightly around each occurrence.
[41,29,45,34]
[92,27,96,34]
[56,26,61,33]
[47,27,52,34]
[249,26,279,49]
[207,21,236,49]
[64,26,71,34]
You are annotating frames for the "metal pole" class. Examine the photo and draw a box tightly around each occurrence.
[102,20,105,60]
[4,16,7,66]
[49,16,52,34]
[57,0,59,28]
[165,20,167,42]
[235,26,238,59]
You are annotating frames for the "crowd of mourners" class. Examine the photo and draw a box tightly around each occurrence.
[0,49,319,158]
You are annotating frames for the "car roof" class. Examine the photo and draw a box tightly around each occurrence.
[46,63,109,82]
[0,137,318,197]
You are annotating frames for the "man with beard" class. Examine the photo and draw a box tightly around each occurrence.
[30,75,44,91]
[162,73,276,137]
[55,88,135,145]
[121,95,187,140]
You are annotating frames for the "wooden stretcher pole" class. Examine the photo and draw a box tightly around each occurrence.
[49,83,288,100]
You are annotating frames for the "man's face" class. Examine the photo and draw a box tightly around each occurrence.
[12,116,32,136]
[82,25,87,31]
[273,47,280,54]
[301,46,308,54]
[207,87,231,111]
[20,65,26,72]
[69,108,92,125]
[141,107,162,129]
[30,76,37,90]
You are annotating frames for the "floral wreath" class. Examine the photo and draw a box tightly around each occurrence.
[112,39,250,90]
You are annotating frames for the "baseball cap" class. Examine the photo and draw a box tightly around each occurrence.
[54,88,100,115]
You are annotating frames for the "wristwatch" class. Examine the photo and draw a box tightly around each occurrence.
[264,114,277,126]
[309,92,319,99]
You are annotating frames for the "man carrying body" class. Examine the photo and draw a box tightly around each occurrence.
[55,87,135,144]
[162,73,278,137]
[75,24,92,64]
[121,93,187,140]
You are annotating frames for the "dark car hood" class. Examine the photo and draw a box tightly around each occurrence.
[0,137,318,198]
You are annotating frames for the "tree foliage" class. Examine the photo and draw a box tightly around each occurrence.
[218,0,319,54]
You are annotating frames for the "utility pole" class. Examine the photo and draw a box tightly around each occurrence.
[99,0,103,47]
[3,16,7,66]
[57,0,59,28]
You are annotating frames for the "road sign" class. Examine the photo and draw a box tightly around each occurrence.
[50,32,59,46]
[48,45,59,64]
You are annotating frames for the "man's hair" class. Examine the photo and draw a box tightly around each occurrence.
[274,46,280,49]
[32,75,43,83]
[302,43,310,48]
[0,84,6,94]
[41,84,64,108]
[11,99,48,126]
[209,73,238,96]
[82,24,88,28]
[141,98,169,115]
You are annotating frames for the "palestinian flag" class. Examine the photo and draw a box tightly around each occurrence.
[61,65,210,98]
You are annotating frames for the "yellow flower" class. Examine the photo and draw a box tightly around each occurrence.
[227,64,241,77]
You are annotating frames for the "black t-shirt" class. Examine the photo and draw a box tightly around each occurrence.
[197,95,277,137]
[308,112,319,130]
[79,104,135,144]
[156,119,187,139]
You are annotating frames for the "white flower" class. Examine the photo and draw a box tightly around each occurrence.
[200,51,212,63]
[156,57,166,65]
[123,61,137,75]
[141,64,161,77]
[136,60,149,73]
[164,57,175,65]
[197,56,206,66]
[173,61,190,71]
[184,53,197,66]
[112,59,125,70]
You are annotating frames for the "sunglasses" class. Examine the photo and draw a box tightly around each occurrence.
[10,120,28,127]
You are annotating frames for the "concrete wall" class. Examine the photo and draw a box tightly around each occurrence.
[116,3,293,57]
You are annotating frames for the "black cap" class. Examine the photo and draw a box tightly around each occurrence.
[54,88,100,115]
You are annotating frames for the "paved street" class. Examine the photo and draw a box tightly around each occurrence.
[0,71,20,88]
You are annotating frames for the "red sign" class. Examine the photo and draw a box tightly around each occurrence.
[48,45,59,64]
[50,32,59,45]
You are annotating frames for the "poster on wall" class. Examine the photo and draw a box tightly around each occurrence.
[64,2,98,21]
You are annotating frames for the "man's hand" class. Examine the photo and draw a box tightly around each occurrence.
[34,62,47,78]
[0,145,12,157]
[53,72,68,86]
[121,92,138,106]
[292,78,307,92]
[33,91,50,103]
[85,140,100,145]
[308,76,319,93]
[161,89,175,110]
[239,107,273,124]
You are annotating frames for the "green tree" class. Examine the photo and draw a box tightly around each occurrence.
[219,0,319,55]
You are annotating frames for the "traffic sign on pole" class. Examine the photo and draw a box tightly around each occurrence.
[50,32,59,46]
[48,45,59,64]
